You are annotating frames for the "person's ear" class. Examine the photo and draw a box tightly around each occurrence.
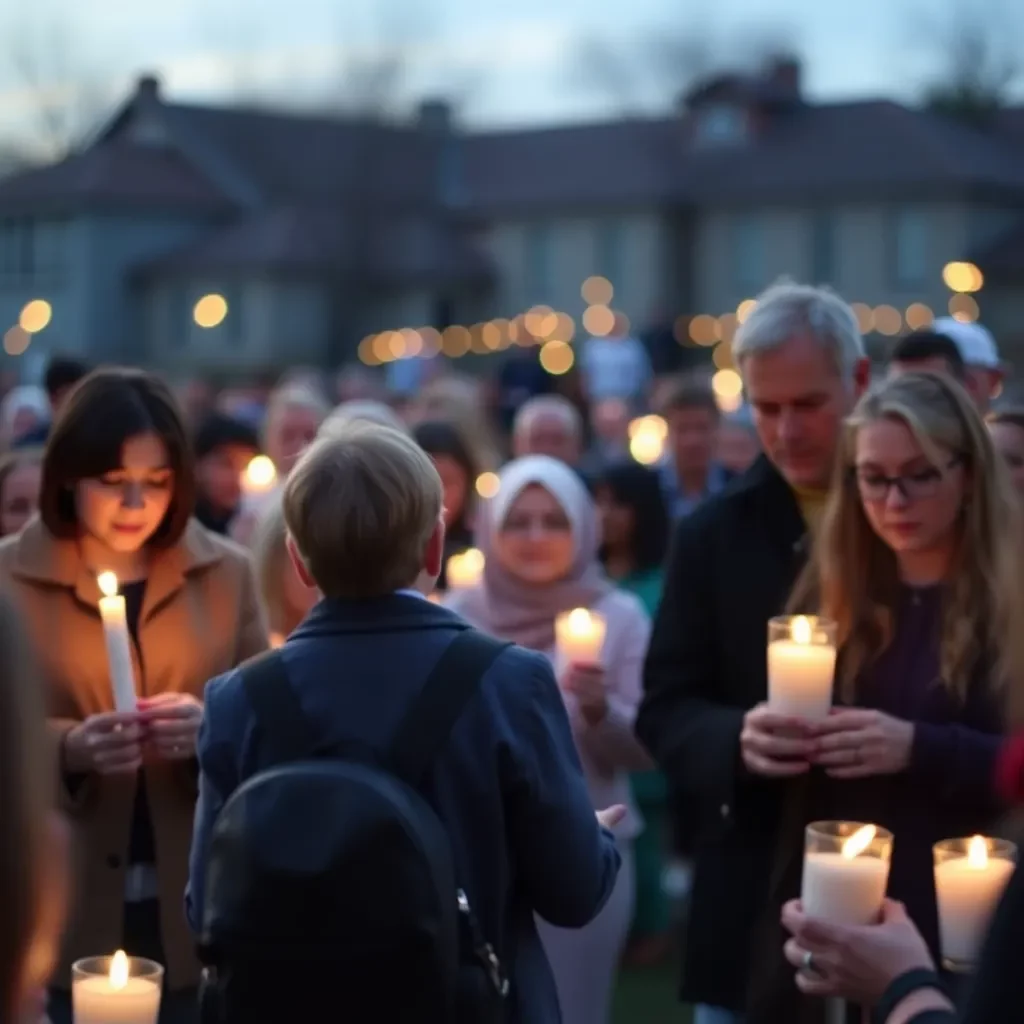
[285,535,317,589]
[853,357,872,400]
[423,516,445,579]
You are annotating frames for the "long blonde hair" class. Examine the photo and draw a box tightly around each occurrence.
[794,372,1024,720]
[251,495,307,639]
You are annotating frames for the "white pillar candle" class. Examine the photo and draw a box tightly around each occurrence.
[97,573,138,713]
[240,455,278,499]
[767,615,837,721]
[934,835,1016,970]
[555,608,608,666]
[72,951,163,1024]
[446,548,484,590]
[802,822,892,926]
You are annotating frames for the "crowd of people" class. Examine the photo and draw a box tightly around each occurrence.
[0,279,1023,1024]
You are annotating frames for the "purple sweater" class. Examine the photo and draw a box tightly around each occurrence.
[823,584,1005,958]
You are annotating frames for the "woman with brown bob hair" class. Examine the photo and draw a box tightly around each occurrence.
[0,367,267,1024]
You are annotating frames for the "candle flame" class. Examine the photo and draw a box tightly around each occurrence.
[792,616,813,645]
[567,608,593,634]
[109,950,129,990]
[841,824,877,860]
[967,835,989,869]
[97,572,118,599]
[243,455,277,490]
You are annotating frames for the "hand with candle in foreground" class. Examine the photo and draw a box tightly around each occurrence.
[139,692,203,761]
[561,663,608,725]
[740,702,816,777]
[812,708,914,778]
[62,712,144,775]
[781,898,938,1005]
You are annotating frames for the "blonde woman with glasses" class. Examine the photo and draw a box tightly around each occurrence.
[769,372,1024,1015]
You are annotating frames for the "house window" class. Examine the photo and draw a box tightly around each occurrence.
[731,215,764,290]
[811,211,836,285]
[694,105,747,147]
[594,220,625,296]
[894,209,929,286]
[524,223,551,302]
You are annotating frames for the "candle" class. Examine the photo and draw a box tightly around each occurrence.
[72,951,163,1024]
[240,455,278,499]
[767,615,837,721]
[97,573,138,712]
[446,548,484,590]
[934,835,1016,971]
[555,608,608,666]
[802,822,893,926]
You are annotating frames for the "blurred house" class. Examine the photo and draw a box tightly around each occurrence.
[0,62,1023,372]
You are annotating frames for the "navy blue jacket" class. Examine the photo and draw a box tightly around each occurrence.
[187,594,621,1023]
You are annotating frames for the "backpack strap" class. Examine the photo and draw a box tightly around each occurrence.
[240,650,318,763]
[388,629,511,785]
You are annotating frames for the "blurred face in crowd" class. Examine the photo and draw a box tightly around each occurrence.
[964,367,1002,416]
[889,356,959,380]
[266,404,320,477]
[667,404,718,479]
[196,443,258,514]
[0,460,41,537]
[75,433,174,553]
[718,421,760,474]
[854,416,966,560]
[495,484,575,585]
[514,411,582,466]
[743,334,866,490]
[590,399,630,450]
[989,420,1024,497]
[432,454,469,528]
[594,485,633,551]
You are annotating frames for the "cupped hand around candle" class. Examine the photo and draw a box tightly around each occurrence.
[138,693,203,761]
[63,712,144,775]
[740,703,816,777]
[561,663,608,725]
[781,898,938,1005]
[811,708,914,778]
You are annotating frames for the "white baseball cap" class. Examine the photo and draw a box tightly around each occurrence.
[932,317,1001,369]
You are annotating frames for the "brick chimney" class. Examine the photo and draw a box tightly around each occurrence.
[135,74,161,103]
[417,99,452,134]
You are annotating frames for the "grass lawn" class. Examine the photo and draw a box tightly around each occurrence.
[612,962,691,1023]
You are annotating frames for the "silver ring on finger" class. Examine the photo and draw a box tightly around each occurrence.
[801,950,823,977]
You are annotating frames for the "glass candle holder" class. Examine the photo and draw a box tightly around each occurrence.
[446,548,484,590]
[767,615,837,721]
[555,608,608,669]
[802,821,894,926]
[934,835,1017,973]
[72,952,163,1024]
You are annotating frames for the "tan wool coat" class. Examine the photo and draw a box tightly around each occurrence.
[0,517,268,990]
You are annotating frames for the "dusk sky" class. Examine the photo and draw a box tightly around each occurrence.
[0,0,1017,148]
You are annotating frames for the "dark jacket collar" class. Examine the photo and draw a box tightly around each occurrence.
[291,592,470,639]
[730,455,808,562]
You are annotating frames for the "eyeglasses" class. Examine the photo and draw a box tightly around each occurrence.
[854,457,963,503]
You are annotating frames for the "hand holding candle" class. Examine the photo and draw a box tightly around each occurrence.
[801,821,893,927]
[97,572,138,713]
[767,615,837,721]
[446,548,484,591]
[72,950,163,1024]
[555,608,607,666]
[934,834,1016,972]
[240,455,277,499]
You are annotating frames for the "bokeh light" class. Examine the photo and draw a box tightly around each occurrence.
[904,303,934,330]
[628,415,668,441]
[475,472,500,499]
[3,326,31,356]
[539,339,575,375]
[712,369,743,402]
[736,299,757,324]
[19,299,52,333]
[850,303,874,335]
[193,293,228,328]
[948,293,980,322]
[441,325,471,357]
[630,429,665,466]
[581,276,614,306]
[712,343,734,370]
[717,313,738,343]
[358,335,378,365]
[688,314,720,346]
[942,262,983,294]
[873,305,902,336]
[582,305,616,337]
[554,312,576,342]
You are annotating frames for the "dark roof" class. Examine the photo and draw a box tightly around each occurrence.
[0,140,230,215]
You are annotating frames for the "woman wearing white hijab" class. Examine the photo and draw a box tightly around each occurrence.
[448,455,652,1024]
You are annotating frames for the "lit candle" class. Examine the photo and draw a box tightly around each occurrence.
[240,455,278,499]
[555,608,608,666]
[934,835,1016,971]
[767,615,837,721]
[72,950,163,1024]
[446,548,484,590]
[802,822,893,926]
[97,573,138,713]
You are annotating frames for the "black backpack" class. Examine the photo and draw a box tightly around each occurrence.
[197,630,513,1024]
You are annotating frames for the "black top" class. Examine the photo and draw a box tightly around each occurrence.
[122,581,156,869]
